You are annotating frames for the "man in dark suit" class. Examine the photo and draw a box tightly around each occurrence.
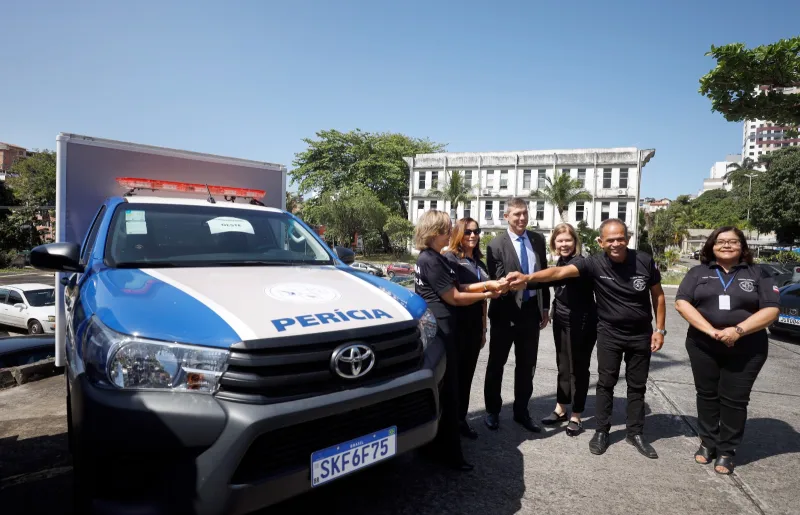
[484,197,551,433]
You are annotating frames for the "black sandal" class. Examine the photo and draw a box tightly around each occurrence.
[694,445,716,464]
[565,419,583,437]
[541,411,568,425]
[714,455,735,475]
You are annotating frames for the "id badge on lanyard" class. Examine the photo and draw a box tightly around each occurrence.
[716,269,735,311]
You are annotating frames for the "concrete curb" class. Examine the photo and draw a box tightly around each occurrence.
[0,358,58,388]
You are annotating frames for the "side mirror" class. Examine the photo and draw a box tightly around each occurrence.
[333,246,355,265]
[30,242,84,273]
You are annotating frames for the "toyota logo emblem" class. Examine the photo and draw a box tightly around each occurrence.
[331,343,375,379]
[791,308,799,316]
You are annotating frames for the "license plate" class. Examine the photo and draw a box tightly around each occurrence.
[311,426,397,487]
[778,314,800,326]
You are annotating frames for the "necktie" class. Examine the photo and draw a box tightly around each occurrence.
[517,236,530,301]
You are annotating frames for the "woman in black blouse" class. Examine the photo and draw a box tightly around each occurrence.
[413,210,505,471]
[442,217,492,440]
[539,223,597,436]
[675,226,779,475]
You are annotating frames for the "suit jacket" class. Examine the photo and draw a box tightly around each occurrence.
[486,230,550,321]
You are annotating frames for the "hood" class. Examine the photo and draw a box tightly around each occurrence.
[87,266,426,348]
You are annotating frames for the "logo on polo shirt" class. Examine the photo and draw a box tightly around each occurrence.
[633,278,647,291]
[739,279,755,292]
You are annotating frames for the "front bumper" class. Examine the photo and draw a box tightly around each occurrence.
[771,320,800,337]
[70,341,446,515]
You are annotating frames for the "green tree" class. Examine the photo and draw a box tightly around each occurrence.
[699,37,800,126]
[533,170,592,222]
[724,158,759,190]
[303,185,390,252]
[690,189,746,228]
[285,191,303,214]
[649,208,689,268]
[750,148,800,243]
[5,150,56,206]
[577,220,600,255]
[291,129,445,220]
[429,170,474,218]
[384,215,414,257]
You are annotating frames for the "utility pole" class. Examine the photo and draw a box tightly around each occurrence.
[745,173,757,241]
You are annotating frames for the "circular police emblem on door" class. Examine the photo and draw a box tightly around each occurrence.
[633,278,647,291]
[739,279,755,293]
[266,283,341,303]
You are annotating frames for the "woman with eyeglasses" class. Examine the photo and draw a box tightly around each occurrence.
[675,226,779,475]
[441,218,496,440]
[539,223,597,436]
[413,210,506,471]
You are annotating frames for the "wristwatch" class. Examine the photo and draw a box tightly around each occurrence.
[735,326,744,335]
[655,329,667,336]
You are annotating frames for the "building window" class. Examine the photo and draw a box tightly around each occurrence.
[464,202,472,220]
[430,200,437,211]
[617,202,627,222]
[418,172,425,190]
[431,171,439,189]
[577,169,586,188]
[498,201,506,222]
[499,170,508,190]
[417,200,424,211]
[485,201,494,221]
[486,170,494,189]
[575,202,585,221]
[601,201,610,221]
[602,169,612,189]
[536,201,545,221]
[619,168,629,189]
[463,170,472,187]
[522,169,531,189]
[537,169,547,189]
[749,152,754,156]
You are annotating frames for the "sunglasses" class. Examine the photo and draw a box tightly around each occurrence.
[464,229,481,236]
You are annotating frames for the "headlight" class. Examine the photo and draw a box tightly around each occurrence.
[82,316,229,393]
[48,315,56,322]
[418,309,438,349]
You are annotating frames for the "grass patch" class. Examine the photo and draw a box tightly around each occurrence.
[661,271,686,286]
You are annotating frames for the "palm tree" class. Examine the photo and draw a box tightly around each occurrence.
[533,170,592,222]
[724,158,758,190]
[429,170,474,219]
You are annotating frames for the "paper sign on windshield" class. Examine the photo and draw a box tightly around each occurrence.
[125,210,148,234]
[206,216,255,235]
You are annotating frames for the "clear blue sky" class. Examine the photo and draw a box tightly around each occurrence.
[2,0,798,198]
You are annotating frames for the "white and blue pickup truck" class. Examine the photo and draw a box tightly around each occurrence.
[30,135,443,515]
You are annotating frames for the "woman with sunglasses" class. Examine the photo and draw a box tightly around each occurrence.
[675,226,779,475]
[539,223,597,436]
[413,210,505,471]
[442,218,500,439]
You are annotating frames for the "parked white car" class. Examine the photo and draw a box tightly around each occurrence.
[0,284,56,334]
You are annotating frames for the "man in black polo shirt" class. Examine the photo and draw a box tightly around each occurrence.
[507,218,666,458]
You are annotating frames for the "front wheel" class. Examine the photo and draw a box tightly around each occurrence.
[387,271,395,278]
[28,319,43,335]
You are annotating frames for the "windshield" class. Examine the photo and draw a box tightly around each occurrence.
[105,204,334,267]
[24,289,56,307]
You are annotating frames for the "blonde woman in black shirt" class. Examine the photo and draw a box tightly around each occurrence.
[413,210,505,471]
[540,223,597,436]
[675,226,779,475]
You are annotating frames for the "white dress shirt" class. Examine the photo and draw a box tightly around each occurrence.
[507,228,538,298]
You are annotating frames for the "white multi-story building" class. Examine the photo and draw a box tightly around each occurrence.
[700,154,742,194]
[741,86,799,159]
[403,147,656,249]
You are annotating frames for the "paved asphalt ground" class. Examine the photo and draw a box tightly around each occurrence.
[1,287,798,514]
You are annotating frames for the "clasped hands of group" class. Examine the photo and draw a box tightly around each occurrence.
[483,271,531,298]
[707,327,741,347]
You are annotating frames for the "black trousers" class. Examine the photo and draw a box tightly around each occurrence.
[456,309,483,422]
[433,315,463,461]
[595,332,652,436]
[685,331,768,456]
[484,303,540,416]
[552,317,597,413]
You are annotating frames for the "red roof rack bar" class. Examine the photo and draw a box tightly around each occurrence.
[116,177,265,199]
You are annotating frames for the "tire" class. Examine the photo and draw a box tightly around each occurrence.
[387,271,395,278]
[28,319,44,335]
[368,271,375,275]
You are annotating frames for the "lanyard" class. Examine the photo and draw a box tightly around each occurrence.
[467,258,481,279]
[715,269,736,293]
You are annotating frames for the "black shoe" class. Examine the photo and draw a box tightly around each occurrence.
[626,435,658,459]
[513,413,542,433]
[694,444,716,465]
[565,419,583,437]
[589,431,610,455]
[541,411,568,425]
[449,458,474,472]
[484,413,500,431]
[460,421,479,439]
